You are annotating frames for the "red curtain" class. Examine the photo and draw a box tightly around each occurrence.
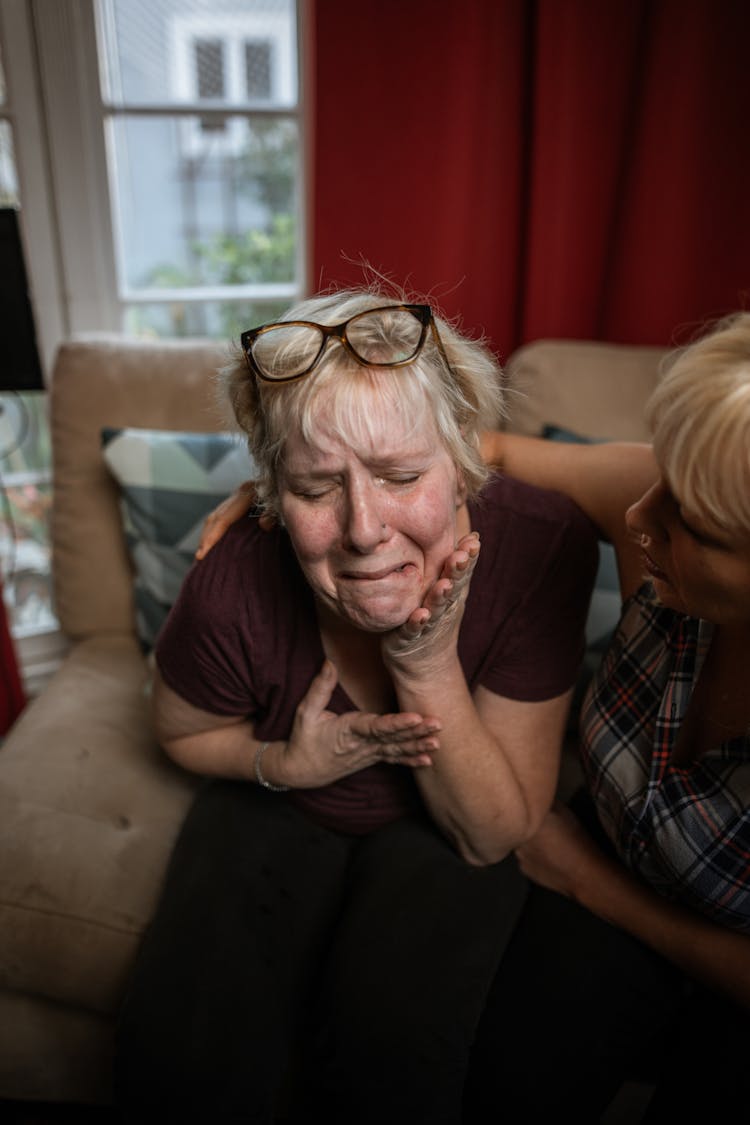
[309,0,750,358]
[0,576,25,735]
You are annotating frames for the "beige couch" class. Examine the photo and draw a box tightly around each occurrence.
[0,333,667,1105]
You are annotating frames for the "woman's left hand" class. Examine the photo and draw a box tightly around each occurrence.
[382,532,480,677]
[514,802,614,901]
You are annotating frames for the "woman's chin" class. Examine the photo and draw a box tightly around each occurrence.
[648,574,685,613]
[335,594,422,634]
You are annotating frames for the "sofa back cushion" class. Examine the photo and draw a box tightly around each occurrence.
[51,336,231,640]
[505,338,668,441]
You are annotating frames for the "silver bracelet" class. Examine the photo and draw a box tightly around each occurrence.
[254,741,290,792]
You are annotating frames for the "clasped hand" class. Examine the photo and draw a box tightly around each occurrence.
[277,659,441,787]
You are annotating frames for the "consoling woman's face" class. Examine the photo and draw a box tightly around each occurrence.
[277,396,468,634]
[626,472,750,624]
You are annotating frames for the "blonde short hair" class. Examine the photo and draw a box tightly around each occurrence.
[646,311,750,533]
[222,287,506,516]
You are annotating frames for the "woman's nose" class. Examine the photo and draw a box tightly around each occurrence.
[342,483,389,552]
[625,481,669,544]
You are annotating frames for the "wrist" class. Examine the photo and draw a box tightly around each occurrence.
[388,651,462,694]
[254,740,290,791]
[573,852,633,920]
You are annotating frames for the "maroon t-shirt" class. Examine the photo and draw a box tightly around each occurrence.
[155,475,598,834]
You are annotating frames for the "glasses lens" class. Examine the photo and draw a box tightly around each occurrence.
[251,323,325,380]
[346,308,425,366]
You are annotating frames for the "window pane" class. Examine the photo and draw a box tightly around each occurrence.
[108,114,298,293]
[0,479,55,635]
[195,39,225,99]
[246,41,272,100]
[0,122,19,206]
[0,393,56,636]
[99,0,297,108]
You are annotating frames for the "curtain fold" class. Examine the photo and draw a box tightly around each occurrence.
[310,0,750,358]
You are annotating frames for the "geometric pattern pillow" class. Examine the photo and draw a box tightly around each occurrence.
[101,427,257,650]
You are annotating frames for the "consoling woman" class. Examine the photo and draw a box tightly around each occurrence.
[463,311,750,1121]
[114,289,597,1123]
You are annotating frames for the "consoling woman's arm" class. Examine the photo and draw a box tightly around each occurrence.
[516,803,750,1009]
[481,433,659,601]
[481,433,657,539]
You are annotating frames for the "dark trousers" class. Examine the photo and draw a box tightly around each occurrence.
[462,790,750,1123]
[114,780,526,1124]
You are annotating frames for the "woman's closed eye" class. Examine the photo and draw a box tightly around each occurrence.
[373,472,423,489]
[678,508,729,550]
[294,485,338,501]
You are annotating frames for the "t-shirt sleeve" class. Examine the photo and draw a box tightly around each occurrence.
[154,527,259,716]
[473,486,599,702]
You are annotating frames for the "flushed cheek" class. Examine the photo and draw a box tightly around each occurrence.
[294,524,339,562]
[665,554,739,619]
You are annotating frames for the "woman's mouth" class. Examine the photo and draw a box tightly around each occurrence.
[342,562,416,582]
[642,549,670,584]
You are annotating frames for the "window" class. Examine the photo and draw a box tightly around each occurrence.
[0,35,55,663]
[99,0,304,339]
[2,0,305,352]
[0,0,306,689]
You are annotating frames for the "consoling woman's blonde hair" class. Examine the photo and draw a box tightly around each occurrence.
[221,286,506,517]
[646,311,750,534]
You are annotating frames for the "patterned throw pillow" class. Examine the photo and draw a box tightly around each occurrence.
[101,427,257,650]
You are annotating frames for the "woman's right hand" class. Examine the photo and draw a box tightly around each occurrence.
[195,481,257,558]
[266,660,442,788]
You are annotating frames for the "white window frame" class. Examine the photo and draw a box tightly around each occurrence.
[1,0,308,357]
[0,0,310,690]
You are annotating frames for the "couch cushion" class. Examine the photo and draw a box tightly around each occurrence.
[505,338,667,441]
[102,427,257,650]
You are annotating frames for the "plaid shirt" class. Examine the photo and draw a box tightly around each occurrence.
[580,583,750,932]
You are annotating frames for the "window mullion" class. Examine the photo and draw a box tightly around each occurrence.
[31,0,120,335]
